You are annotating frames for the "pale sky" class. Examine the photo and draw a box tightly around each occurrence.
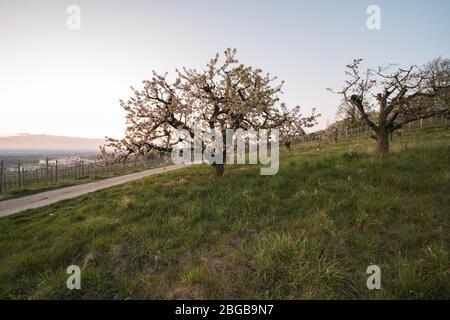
[1,0,449,139]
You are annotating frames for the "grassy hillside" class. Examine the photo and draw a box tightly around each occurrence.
[0,125,449,299]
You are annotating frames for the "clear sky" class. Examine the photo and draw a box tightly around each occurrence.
[1,0,449,139]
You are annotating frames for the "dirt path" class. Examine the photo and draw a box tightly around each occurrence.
[0,164,188,218]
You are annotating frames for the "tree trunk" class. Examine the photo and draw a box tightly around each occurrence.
[214,164,224,177]
[376,129,390,154]
[211,132,229,177]
[285,142,291,152]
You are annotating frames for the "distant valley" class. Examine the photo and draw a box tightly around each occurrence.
[0,134,105,154]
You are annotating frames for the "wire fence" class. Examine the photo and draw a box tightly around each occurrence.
[0,156,171,194]
[298,115,449,145]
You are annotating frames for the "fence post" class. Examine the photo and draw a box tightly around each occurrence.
[46,158,49,184]
[18,162,21,189]
[0,160,3,193]
[55,160,58,183]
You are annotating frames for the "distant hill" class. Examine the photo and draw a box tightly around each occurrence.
[0,134,105,152]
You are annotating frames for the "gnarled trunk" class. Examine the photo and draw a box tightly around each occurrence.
[214,164,224,177]
[376,129,390,154]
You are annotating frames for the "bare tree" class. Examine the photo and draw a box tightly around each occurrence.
[103,49,306,176]
[336,99,359,125]
[324,120,342,144]
[279,105,320,151]
[336,98,375,128]
[329,58,450,153]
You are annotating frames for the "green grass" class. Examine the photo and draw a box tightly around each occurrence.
[0,125,449,299]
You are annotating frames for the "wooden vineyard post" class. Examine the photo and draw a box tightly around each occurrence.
[55,160,58,183]
[46,158,49,184]
[18,162,21,189]
[0,160,3,193]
